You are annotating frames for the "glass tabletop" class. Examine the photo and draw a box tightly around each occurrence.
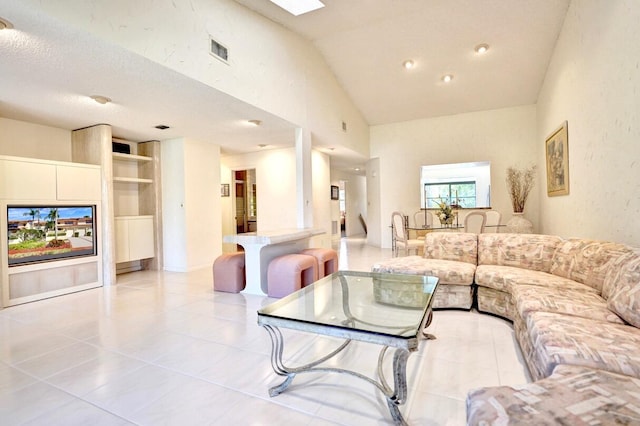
[258,270,438,341]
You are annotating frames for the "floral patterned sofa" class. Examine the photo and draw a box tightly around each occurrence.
[371,232,478,309]
[371,232,640,424]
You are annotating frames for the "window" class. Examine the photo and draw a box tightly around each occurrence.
[425,182,476,208]
[420,161,491,208]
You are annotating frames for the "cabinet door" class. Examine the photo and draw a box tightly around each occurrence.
[114,219,129,263]
[128,217,155,261]
[0,159,56,199]
[57,165,101,200]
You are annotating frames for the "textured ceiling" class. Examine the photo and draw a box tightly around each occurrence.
[0,2,296,155]
[0,0,570,171]
[235,0,571,124]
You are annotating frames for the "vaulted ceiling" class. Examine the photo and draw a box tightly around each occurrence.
[0,0,570,170]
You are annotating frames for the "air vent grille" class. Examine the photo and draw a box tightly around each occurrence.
[210,37,229,63]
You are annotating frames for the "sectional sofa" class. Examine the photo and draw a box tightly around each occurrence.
[371,232,640,424]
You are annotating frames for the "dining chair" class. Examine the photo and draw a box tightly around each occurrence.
[484,210,502,233]
[464,211,486,234]
[413,210,433,229]
[392,211,422,256]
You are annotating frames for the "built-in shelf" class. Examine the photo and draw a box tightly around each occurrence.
[113,177,153,184]
[112,152,152,162]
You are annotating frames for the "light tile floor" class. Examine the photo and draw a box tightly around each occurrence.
[0,237,530,425]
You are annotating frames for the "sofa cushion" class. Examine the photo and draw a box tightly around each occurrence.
[475,265,598,293]
[550,239,634,294]
[525,311,640,379]
[476,286,516,321]
[432,284,473,310]
[466,364,640,426]
[512,284,624,325]
[423,232,478,265]
[372,256,475,285]
[607,253,640,327]
[603,250,640,299]
[478,233,562,273]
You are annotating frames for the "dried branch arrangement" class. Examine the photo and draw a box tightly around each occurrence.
[506,166,536,213]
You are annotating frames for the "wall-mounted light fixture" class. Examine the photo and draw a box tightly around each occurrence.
[248,119,262,126]
[402,60,415,69]
[0,17,14,30]
[475,43,490,54]
[90,95,111,104]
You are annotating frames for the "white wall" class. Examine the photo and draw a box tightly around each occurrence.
[219,162,235,253]
[223,148,297,233]
[33,0,370,160]
[537,0,640,246]
[161,139,188,271]
[222,147,332,245]
[162,137,221,271]
[332,169,367,238]
[0,118,71,161]
[366,158,381,246]
[370,105,537,248]
[311,149,332,247]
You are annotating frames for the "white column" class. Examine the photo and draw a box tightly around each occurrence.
[295,127,313,228]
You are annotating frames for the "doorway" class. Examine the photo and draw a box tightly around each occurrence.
[234,169,257,234]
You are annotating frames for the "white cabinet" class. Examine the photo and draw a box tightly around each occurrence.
[110,144,161,272]
[0,157,101,201]
[56,165,101,200]
[115,216,155,263]
[0,158,57,199]
[71,127,162,277]
[0,156,102,307]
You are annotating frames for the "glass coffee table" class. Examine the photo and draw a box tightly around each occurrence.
[257,270,439,425]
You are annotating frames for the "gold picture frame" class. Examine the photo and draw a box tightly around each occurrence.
[545,121,569,196]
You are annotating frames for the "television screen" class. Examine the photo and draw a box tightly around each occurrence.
[7,205,97,266]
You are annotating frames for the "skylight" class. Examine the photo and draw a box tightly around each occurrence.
[268,0,325,16]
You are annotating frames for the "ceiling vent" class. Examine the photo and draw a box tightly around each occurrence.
[209,37,229,63]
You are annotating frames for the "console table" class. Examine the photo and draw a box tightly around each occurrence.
[223,228,325,295]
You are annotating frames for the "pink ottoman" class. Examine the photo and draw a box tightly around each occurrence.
[213,252,245,293]
[267,254,318,298]
[301,248,339,278]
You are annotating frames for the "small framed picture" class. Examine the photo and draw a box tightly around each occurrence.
[330,185,339,200]
[545,121,570,196]
[221,183,230,197]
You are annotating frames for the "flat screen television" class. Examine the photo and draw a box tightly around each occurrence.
[7,205,97,266]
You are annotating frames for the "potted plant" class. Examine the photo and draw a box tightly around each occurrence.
[505,166,536,233]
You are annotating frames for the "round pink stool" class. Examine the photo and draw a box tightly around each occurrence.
[267,254,318,298]
[213,252,245,293]
[300,248,339,278]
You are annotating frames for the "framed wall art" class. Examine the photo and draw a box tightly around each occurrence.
[221,183,230,197]
[330,185,339,200]
[545,121,570,196]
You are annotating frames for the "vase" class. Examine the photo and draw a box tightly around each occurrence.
[506,212,533,234]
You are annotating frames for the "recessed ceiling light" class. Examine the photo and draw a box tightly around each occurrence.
[475,43,489,54]
[354,167,360,171]
[90,95,111,104]
[268,0,324,16]
[442,74,454,83]
[0,17,14,30]
[402,60,415,70]
[248,119,262,126]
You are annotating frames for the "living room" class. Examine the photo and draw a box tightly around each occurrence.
[0,0,639,424]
